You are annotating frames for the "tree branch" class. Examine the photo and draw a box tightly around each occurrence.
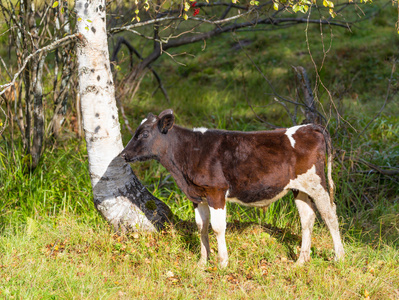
[0,33,81,96]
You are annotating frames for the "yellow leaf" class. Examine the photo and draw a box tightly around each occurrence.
[183,13,188,20]
[273,2,279,10]
[184,2,190,11]
[52,1,59,8]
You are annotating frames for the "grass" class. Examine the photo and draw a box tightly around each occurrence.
[1,1,399,298]
[1,211,398,298]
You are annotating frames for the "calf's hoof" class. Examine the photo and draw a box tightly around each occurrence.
[335,248,345,262]
[219,259,228,269]
[295,253,311,266]
[197,258,208,268]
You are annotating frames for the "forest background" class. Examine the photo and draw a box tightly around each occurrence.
[0,0,398,298]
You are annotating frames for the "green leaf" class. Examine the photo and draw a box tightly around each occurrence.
[78,17,82,22]
[61,7,64,14]
[86,19,92,23]
[300,4,308,13]
[52,1,59,8]
[292,3,300,12]
[85,26,89,31]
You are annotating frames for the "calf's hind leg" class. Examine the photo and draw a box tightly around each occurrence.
[294,191,316,264]
[308,185,345,262]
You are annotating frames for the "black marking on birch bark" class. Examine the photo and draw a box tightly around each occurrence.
[94,125,101,133]
[84,2,88,8]
[95,113,99,117]
[112,115,115,119]
[91,27,96,34]
[91,69,95,73]
[97,75,100,81]
[83,85,98,94]
[80,67,91,74]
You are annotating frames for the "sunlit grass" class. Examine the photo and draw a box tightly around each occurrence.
[0,211,398,299]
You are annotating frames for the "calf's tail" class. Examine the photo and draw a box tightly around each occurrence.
[326,135,335,205]
[314,125,335,204]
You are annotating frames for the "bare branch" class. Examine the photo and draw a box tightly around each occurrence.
[109,9,254,35]
[0,33,81,95]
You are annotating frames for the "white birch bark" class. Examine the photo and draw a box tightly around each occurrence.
[75,0,172,231]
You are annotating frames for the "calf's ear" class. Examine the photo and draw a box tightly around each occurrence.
[158,109,175,134]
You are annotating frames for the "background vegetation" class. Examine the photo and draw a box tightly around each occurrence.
[1,0,398,298]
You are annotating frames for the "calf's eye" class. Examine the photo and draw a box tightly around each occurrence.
[142,132,149,138]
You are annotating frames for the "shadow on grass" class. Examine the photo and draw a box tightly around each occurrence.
[172,219,302,261]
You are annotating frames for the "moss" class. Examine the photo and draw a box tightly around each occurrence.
[145,200,157,211]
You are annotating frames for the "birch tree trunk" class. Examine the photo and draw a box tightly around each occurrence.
[75,0,172,231]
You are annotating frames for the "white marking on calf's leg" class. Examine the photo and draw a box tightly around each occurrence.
[313,199,345,261]
[285,124,307,148]
[287,166,345,262]
[195,202,211,267]
[295,192,316,264]
[210,206,228,268]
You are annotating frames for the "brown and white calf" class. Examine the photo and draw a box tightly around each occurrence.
[120,109,345,268]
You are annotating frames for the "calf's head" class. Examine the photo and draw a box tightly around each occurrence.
[120,109,175,162]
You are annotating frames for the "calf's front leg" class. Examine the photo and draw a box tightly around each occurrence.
[194,202,211,267]
[209,203,228,268]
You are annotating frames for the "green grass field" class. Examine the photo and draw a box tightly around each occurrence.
[1,1,399,298]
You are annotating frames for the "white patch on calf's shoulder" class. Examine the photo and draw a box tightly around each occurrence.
[193,127,208,134]
[140,118,147,125]
[285,124,308,148]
